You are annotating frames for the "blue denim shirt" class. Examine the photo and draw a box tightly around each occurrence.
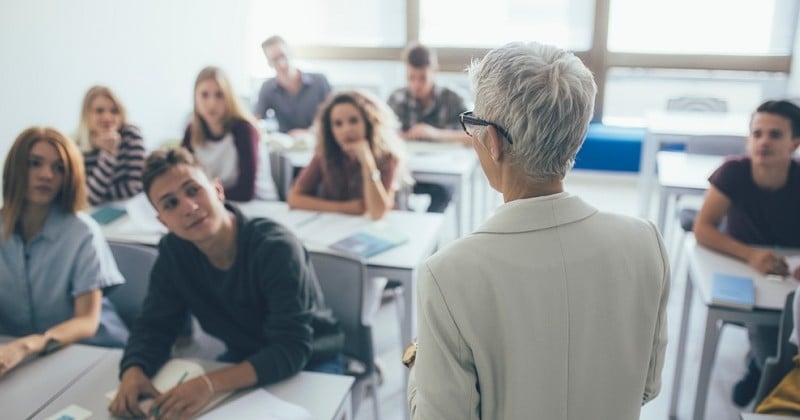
[0,208,127,347]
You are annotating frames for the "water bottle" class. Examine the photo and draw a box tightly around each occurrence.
[264,108,279,135]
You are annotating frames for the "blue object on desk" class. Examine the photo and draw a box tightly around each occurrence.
[711,273,755,310]
[331,230,407,258]
[574,123,646,172]
[90,206,127,225]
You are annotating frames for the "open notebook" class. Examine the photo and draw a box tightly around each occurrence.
[105,359,232,415]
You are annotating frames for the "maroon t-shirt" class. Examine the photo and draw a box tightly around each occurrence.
[709,157,800,247]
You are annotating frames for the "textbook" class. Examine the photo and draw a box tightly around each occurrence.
[711,273,755,311]
[90,205,127,225]
[105,358,232,415]
[330,225,408,258]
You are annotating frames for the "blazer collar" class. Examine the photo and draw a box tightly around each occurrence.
[475,192,598,234]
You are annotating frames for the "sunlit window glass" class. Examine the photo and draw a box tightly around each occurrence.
[608,0,797,55]
[419,0,595,50]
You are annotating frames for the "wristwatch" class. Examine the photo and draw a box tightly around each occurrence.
[370,169,381,182]
[402,340,418,369]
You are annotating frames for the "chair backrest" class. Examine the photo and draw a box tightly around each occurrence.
[755,291,798,406]
[684,134,747,156]
[107,241,158,329]
[667,96,729,113]
[269,150,294,201]
[307,249,375,370]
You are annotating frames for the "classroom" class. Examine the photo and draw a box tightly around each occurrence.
[2,1,800,419]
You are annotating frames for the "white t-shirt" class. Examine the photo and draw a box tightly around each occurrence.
[192,134,277,201]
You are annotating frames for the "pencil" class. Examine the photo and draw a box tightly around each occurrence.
[151,371,190,416]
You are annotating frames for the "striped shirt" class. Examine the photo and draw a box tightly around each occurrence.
[83,124,146,205]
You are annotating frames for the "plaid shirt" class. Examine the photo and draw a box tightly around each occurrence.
[387,85,468,132]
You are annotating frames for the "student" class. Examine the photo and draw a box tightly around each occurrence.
[406,42,669,419]
[287,90,406,221]
[387,43,469,212]
[694,99,800,407]
[74,85,146,205]
[182,66,276,202]
[0,127,128,376]
[109,148,342,419]
[253,35,332,138]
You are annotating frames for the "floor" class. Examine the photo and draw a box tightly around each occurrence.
[354,170,754,420]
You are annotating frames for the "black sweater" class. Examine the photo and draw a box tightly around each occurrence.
[120,203,335,385]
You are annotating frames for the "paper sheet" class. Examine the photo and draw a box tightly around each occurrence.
[124,192,167,234]
[197,389,313,420]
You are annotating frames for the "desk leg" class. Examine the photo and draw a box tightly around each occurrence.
[638,132,657,219]
[451,180,463,238]
[693,308,723,420]
[669,268,694,418]
[657,187,669,234]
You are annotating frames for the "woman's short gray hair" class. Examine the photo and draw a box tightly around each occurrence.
[468,42,596,181]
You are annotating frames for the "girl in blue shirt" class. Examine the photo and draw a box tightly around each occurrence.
[0,127,128,377]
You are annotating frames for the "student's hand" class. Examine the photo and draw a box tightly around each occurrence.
[406,123,440,141]
[350,141,377,166]
[149,377,213,420]
[793,266,800,281]
[0,340,30,376]
[91,131,121,156]
[108,366,160,418]
[747,249,789,276]
[343,198,366,215]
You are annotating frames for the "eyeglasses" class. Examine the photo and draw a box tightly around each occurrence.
[459,111,513,144]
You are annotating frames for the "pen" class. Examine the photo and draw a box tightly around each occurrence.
[151,371,189,416]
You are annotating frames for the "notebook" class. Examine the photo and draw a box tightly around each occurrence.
[90,205,127,225]
[105,359,232,415]
[711,273,755,311]
[330,226,408,258]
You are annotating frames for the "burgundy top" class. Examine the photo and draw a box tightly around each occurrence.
[709,157,800,247]
[293,152,398,201]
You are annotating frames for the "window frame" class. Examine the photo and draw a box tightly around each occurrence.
[284,0,797,122]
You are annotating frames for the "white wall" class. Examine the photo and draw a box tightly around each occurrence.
[0,0,251,159]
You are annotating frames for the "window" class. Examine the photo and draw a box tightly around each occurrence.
[419,0,595,50]
[602,68,788,126]
[608,0,797,55]
[245,0,405,76]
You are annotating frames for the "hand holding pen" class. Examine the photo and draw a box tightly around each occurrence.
[149,371,214,420]
[747,248,789,276]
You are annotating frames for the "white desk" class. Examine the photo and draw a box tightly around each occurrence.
[100,201,444,352]
[0,336,111,420]
[655,151,723,233]
[639,111,749,219]
[282,140,483,237]
[33,349,355,420]
[669,238,799,420]
[741,414,800,419]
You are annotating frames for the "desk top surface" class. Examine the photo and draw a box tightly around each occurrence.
[285,141,477,176]
[0,336,112,420]
[101,200,444,271]
[32,349,354,420]
[657,151,723,190]
[686,237,799,310]
[646,111,750,136]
